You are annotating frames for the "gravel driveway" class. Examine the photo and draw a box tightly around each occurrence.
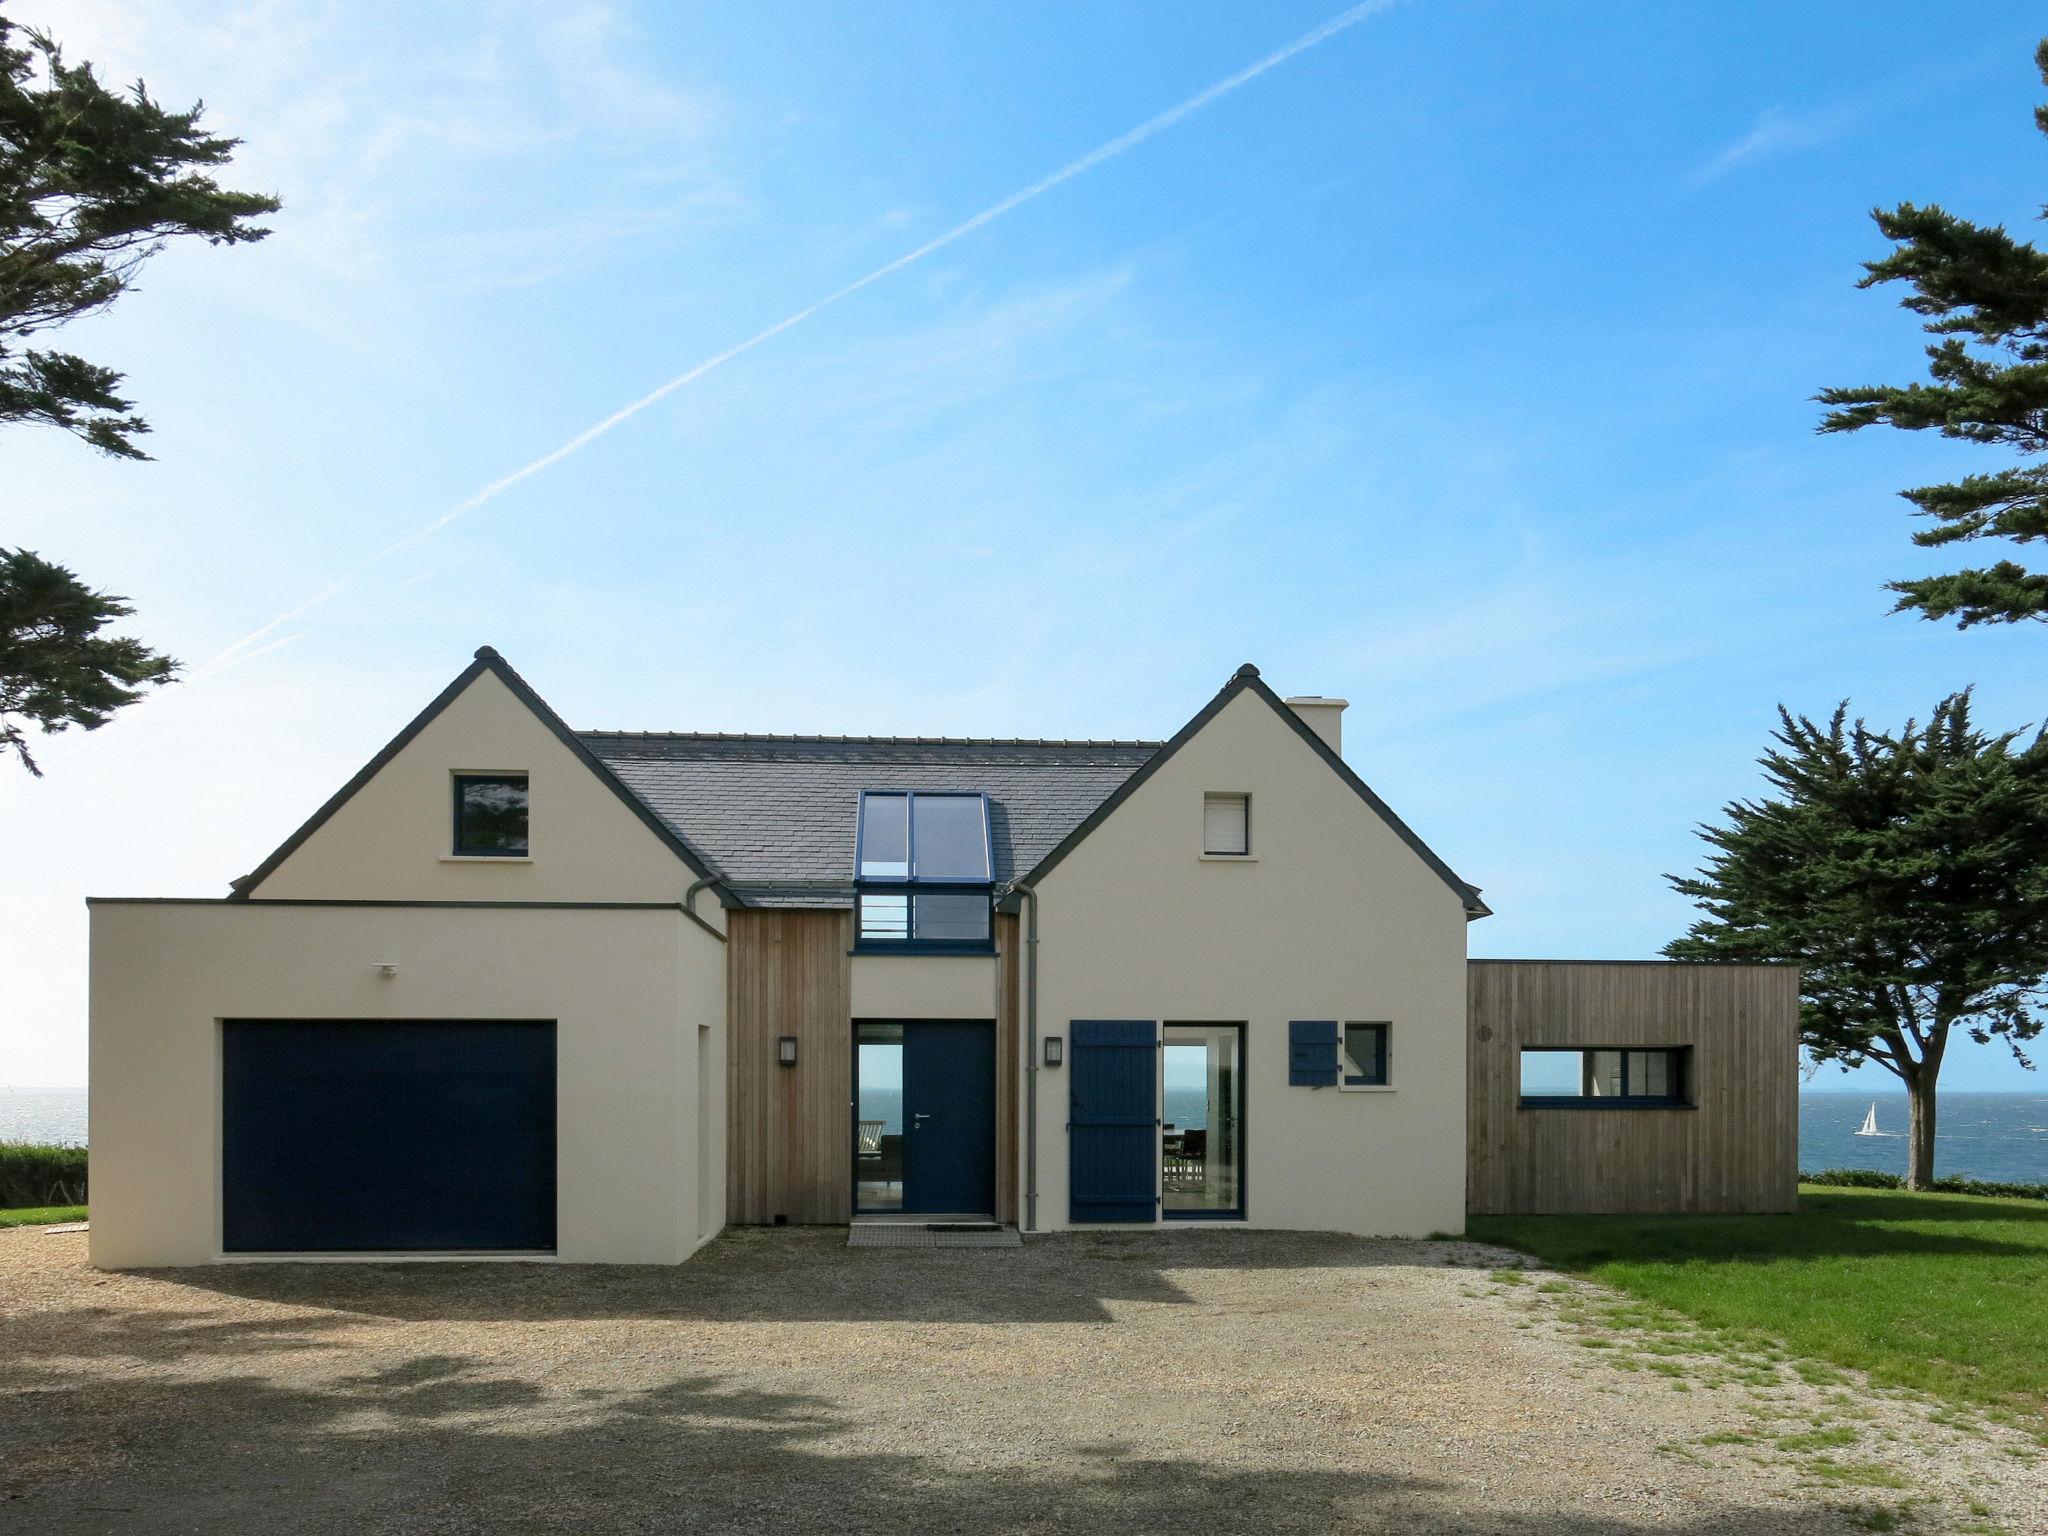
[0,1225,2035,1534]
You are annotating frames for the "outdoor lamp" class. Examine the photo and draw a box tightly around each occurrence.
[1044,1036,1064,1068]
[777,1035,799,1067]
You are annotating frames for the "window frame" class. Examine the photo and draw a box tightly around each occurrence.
[1340,1021,1392,1089]
[451,772,531,858]
[1201,791,1252,857]
[1516,1046,1693,1108]
[853,789,996,954]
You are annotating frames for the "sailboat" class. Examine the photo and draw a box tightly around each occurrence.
[1855,1102,1883,1137]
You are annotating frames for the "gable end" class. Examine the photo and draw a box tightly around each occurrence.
[229,647,732,902]
[1015,663,1488,919]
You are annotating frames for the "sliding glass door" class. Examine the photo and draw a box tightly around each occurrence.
[1161,1023,1244,1219]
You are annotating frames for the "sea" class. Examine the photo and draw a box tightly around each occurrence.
[15,1086,2048,1184]
[0,1088,88,1146]
[1798,1091,2048,1184]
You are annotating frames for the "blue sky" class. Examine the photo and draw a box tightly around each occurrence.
[7,1,2048,1092]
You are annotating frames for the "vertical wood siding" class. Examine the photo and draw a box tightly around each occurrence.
[727,909,853,1224]
[1466,960,1800,1215]
[727,907,1019,1226]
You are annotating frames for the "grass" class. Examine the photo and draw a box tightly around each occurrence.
[1469,1186,2048,1427]
[0,1205,87,1228]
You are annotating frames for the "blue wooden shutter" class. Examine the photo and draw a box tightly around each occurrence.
[1289,1020,1340,1087]
[1069,1020,1157,1223]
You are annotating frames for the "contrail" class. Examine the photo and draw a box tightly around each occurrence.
[193,0,1399,678]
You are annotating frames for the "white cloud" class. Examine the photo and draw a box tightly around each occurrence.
[1690,103,1857,187]
[39,0,737,310]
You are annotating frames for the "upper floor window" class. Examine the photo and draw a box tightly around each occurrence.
[453,774,529,856]
[1519,1047,1689,1106]
[1203,792,1250,856]
[855,790,993,950]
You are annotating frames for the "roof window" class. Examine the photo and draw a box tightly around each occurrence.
[855,790,993,951]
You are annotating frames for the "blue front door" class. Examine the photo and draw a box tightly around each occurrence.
[901,1020,996,1214]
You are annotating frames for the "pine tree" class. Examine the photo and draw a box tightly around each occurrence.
[1,10,278,455]
[1817,38,2048,627]
[1665,693,2048,1186]
[1,7,275,768]
[0,549,174,774]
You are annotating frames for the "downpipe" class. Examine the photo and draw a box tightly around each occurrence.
[1011,881,1041,1233]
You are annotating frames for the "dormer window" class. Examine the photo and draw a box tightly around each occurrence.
[453,773,529,856]
[855,790,993,950]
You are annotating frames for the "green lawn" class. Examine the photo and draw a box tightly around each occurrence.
[0,1205,87,1228]
[1470,1186,2048,1427]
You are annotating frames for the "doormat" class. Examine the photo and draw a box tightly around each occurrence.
[848,1224,1021,1249]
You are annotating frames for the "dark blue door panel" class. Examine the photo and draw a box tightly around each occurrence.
[902,1021,996,1214]
[223,1019,556,1252]
[1069,1019,1157,1223]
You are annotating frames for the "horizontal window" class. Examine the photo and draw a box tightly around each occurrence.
[855,890,992,950]
[1519,1047,1689,1105]
[1203,792,1250,856]
[453,774,528,857]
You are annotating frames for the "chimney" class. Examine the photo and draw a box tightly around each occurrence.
[1284,696,1347,756]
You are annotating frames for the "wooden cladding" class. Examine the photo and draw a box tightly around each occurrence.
[1467,960,1799,1215]
[727,907,1018,1226]
[727,909,854,1225]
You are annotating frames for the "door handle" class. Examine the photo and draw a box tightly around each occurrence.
[912,1112,933,1127]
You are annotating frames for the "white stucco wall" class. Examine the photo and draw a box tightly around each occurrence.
[245,667,722,921]
[850,953,999,1020]
[87,902,726,1267]
[1027,687,1471,1237]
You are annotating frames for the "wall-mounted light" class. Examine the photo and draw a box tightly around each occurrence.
[373,961,399,978]
[777,1035,799,1067]
[1043,1035,1063,1068]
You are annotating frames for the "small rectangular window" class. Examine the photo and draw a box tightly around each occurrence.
[1519,1047,1688,1105]
[1343,1022,1390,1086]
[453,774,528,856]
[1203,793,1250,855]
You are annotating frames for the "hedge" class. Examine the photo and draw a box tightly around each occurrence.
[1802,1166,2048,1202]
[0,1143,88,1208]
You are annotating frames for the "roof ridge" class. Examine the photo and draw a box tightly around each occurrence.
[578,729,1164,749]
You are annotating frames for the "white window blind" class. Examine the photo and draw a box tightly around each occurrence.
[1203,793,1249,855]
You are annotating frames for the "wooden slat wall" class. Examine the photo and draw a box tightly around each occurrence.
[994,911,1020,1226]
[727,909,853,1225]
[1466,960,1800,1215]
[727,907,1018,1226]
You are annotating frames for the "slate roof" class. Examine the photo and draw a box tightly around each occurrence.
[580,732,1162,907]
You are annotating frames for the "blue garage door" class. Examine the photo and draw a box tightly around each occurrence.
[223,1019,556,1253]
[1069,1019,1157,1224]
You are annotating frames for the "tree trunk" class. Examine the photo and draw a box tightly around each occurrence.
[1906,1074,1938,1189]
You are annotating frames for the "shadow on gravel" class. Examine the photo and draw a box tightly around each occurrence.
[148,1228,1515,1326]
[0,1231,1905,1535]
[1,1342,1885,1536]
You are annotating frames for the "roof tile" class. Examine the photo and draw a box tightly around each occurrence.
[579,732,1160,901]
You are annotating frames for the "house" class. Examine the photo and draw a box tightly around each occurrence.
[86,648,1798,1266]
